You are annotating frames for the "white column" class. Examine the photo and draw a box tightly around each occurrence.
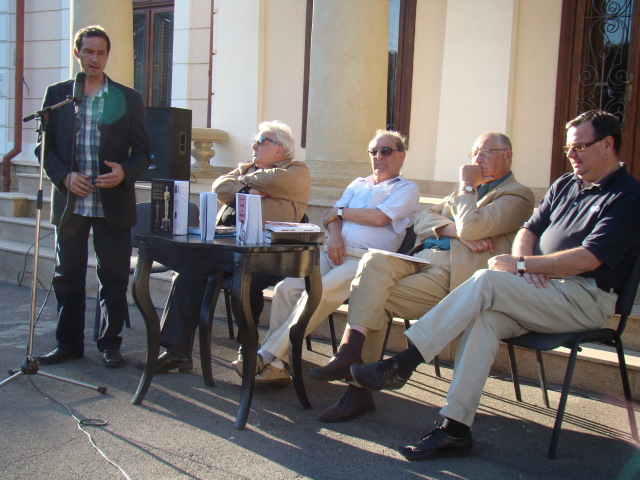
[70,0,134,87]
[434,0,517,180]
[306,0,389,188]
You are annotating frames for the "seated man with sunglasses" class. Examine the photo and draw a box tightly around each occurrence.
[349,111,640,461]
[308,131,535,423]
[137,120,311,373]
[234,129,421,387]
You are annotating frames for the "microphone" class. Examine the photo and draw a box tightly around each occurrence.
[72,72,86,103]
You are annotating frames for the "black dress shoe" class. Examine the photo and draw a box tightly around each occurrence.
[308,355,358,382]
[102,349,123,368]
[134,351,193,373]
[399,424,473,461]
[317,385,374,422]
[350,358,410,391]
[36,347,83,366]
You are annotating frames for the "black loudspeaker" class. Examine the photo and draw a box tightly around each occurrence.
[139,106,192,181]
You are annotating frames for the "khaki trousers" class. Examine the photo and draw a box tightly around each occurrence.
[346,250,452,362]
[260,247,367,364]
[404,268,617,427]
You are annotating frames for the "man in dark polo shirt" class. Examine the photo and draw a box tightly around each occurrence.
[349,110,640,461]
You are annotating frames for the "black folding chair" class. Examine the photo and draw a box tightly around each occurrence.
[503,255,640,458]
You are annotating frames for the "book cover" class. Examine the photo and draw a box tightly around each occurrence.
[264,221,321,233]
[199,192,218,241]
[264,230,325,244]
[150,179,190,235]
[236,193,263,244]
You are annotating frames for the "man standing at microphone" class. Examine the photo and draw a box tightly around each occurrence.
[36,25,150,368]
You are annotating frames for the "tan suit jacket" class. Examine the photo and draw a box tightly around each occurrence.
[413,174,535,289]
[212,159,311,224]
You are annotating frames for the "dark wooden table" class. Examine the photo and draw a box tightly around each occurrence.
[130,233,321,429]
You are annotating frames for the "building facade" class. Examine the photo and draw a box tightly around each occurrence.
[1,0,638,194]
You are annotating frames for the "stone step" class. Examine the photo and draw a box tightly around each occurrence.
[16,172,52,194]
[0,192,51,219]
[0,216,57,249]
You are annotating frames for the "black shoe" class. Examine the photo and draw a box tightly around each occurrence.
[36,347,83,366]
[350,358,409,391]
[399,424,473,461]
[134,351,193,373]
[102,349,123,368]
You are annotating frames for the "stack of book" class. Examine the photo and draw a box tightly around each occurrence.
[264,221,324,244]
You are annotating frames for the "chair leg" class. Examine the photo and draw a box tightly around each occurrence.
[548,346,580,459]
[535,350,550,408]
[224,288,235,340]
[328,314,338,355]
[432,355,441,378]
[507,343,523,402]
[305,335,313,352]
[613,335,639,442]
[380,317,394,361]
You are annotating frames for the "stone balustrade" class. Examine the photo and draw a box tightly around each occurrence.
[190,127,229,179]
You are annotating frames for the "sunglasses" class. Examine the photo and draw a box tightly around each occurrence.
[367,147,400,157]
[255,136,282,146]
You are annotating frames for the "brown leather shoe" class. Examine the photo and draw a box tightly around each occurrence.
[317,385,375,422]
[308,355,359,382]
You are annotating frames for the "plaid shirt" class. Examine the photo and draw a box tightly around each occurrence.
[74,79,108,217]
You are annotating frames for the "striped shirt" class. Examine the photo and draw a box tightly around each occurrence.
[335,175,421,253]
[74,79,108,217]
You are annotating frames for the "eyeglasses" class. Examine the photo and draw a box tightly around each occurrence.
[255,136,282,146]
[367,147,400,157]
[468,149,508,160]
[563,137,603,155]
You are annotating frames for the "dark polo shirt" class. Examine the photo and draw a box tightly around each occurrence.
[523,165,640,291]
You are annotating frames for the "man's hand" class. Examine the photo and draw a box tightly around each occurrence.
[248,188,267,198]
[94,161,125,189]
[64,172,93,197]
[488,254,548,288]
[460,237,494,253]
[326,234,346,266]
[459,164,484,189]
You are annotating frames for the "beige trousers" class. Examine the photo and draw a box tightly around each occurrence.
[404,268,617,427]
[346,249,452,362]
[260,247,367,364]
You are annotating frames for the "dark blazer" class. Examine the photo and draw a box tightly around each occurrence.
[37,75,150,228]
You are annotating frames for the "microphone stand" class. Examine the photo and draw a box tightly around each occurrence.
[0,95,107,394]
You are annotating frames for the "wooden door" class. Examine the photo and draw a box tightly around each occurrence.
[551,0,640,181]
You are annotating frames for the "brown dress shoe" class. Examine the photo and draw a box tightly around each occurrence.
[308,355,359,382]
[317,385,375,422]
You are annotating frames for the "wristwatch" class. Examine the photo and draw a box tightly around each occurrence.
[337,207,344,220]
[461,185,475,194]
[516,256,526,275]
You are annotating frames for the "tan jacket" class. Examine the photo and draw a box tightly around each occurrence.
[212,159,311,224]
[413,175,535,289]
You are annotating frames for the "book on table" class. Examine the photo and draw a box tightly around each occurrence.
[150,179,190,235]
[264,230,325,244]
[236,193,263,244]
[264,221,321,233]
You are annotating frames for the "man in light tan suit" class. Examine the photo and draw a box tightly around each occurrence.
[308,131,535,422]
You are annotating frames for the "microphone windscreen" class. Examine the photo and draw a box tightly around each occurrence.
[73,72,86,103]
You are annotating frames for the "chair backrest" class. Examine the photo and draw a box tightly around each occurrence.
[132,201,199,247]
[396,225,417,255]
[613,254,640,334]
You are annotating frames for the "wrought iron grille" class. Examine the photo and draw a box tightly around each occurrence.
[578,0,634,126]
